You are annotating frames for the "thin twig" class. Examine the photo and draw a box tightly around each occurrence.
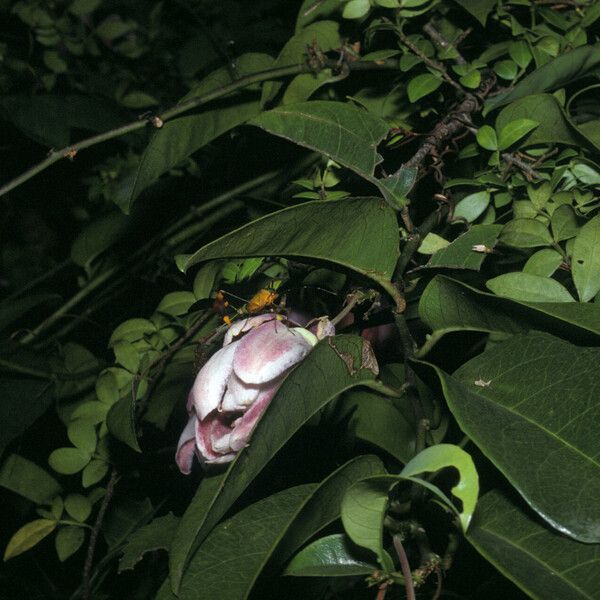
[501,152,543,181]
[82,468,118,600]
[0,59,397,198]
[393,536,416,600]
[423,21,468,65]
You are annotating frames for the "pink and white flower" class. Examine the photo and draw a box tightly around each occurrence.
[176,314,321,472]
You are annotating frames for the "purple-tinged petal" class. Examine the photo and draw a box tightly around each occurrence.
[175,415,198,475]
[233,320,313,384]
[190,340,239,420]
[223,314,278,346]
[229,379,281,451]
[220,373,261,412]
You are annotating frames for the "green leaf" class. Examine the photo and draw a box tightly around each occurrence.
[295,0,345,31]
[70,211,130,268]
[0,454,61,504]
[551,205,578,242]
[285,533,377,577]
[169,335,382,592]
[118,513,179,572]
[476,125,498,151]
[493,59,518,81]
[407,73,443,103]
[109,318,157,347]
[425,225,503,270]
[48,448,91,475]
[426,332,600,542]
[452,0,497,24]
[497,119,539,150]
[453,191,491,223]
[178,486,316,600]
[400,444,479,531]
[523,248,563,277]
[69,0,101,15]
[177,197,399,284]
[193,262,222,300]
[343,0,370,18]
[67,421,97,454]
[64,494,92,522]
[501,219,553,248]
[572,215,600,302]
[375,167,417,210]
[341,476,396,571]
[156,292,197,317]
[419,275,600,344]
[82,459,108,488]
[417,233,449,255]
[250,102,389,181]
[3,519,57,561]
[508,40,532,68]
[486,45,600,112]
[103,497,155,550]
[106,396,141,452]
[487,272,574,303]
[468,490,600,600]
[55,526,85,562]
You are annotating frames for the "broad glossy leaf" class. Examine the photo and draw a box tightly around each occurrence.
[501,219,553,248]
[179,485,316,600]
[400,444,479,532]
[468,490,600,600]
[523,248,563,277]
[169,335,382,592]
[476,125,498,151]
[0,454,61,504]
[177,197,399,284]
[427,332,600,542]
[118,513,179,572]
[486,46,600,111]
[572,214,600,302]
[274,455,385,568]
[419,275,600,344]
[424,225,502,271]
[285,533,377,577]
[487,272,574,303]
[250,102,389,181]
[3,519,57,561]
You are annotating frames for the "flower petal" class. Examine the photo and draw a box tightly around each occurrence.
[190,340,239,420]
[220,373,261,412]
[233,319,313,384]
[229,382,281,451]
[223,313,278,346]
[175,415,198,475]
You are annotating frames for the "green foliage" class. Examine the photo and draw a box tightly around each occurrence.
[3,0,600,598]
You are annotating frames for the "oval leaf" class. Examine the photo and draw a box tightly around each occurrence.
[572,214,600,302]
[487,272,574,303]
[500,219,553,248]
[4,519,57,561]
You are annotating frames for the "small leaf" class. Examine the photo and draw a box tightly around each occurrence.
[156,292,197,317]
[67,421,97,454]
[572,214,600,302]
[523,249,563,277]
[501,219,553,248]
[407,73,442,103]
[48,448,91,475]
[343,0,371,18]
[476,125,498,151]
[82,459,109,488]
[193,262,222,300]
[109,319,156,347]
[285,533,377,577]
[4,519,57,560]
[64,494,92,522]
[106,396,141,453]
[493,60,518,81]
[550,205,578,242]
[417,233,449,255]
[487,272,574,303]
[0,454,61,504]
[498,119,539,150]
[508,40,532,68]
[453,191,491,223]
[55,526,85,562]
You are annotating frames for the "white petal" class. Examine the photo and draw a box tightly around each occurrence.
[233,319,313,384]
[220,373,260,412]
[223,313,278,346]
[190,340,239,420]
[175,415,197,475]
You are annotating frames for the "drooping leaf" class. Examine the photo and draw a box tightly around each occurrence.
[487,272,574,303]
[250,102,389,181]
[468,490,600,600]
[424,225,503,270]
[419,275,600,344]
[178,486,316,600]
[572,214,600,302]
[106,395,141,453]
[407,73,443,103]
[486,45,600,112]
[169,335,382,592]
[119,513,179,572]
[424,332,600,542]
[284,533,378,577]
[176,197,399,285]
[55,526,85,562]
[0,454,62,504]
[3,519,57,561]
